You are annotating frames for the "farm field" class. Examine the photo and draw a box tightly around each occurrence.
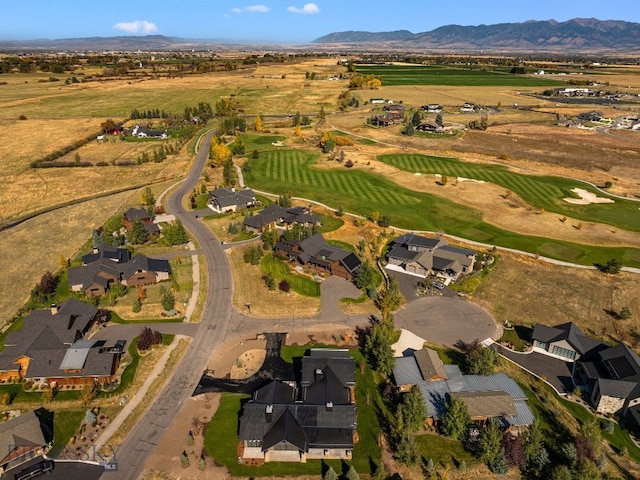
[379,153,640,232]
[242,149,640,267]
[355,64,565,87]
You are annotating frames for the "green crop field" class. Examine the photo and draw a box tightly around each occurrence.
[379,153,640,232]
[242,149,640,267]
[355,65,565,87]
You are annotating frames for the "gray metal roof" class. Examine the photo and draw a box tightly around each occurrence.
[417,380,449,418]
[59,339,98,370]
[444,365,465,391]
[393,356,423,386]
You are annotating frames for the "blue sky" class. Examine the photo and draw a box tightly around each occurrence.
[1,0,638,43]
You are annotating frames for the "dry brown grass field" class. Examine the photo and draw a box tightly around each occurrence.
[473,252,640,346]
[227,246,321,318]
[0,190,134,325]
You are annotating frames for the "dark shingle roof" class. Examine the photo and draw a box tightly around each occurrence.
[254,381,296,404]
[532,322,605,356]
[261,409,308,452]
[124,207,149,222]
[301,349,354,387]
[0,411,46,465]
[303,366,351,405]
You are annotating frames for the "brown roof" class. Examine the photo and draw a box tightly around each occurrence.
[450,391,516,419]
[414,348,448,381]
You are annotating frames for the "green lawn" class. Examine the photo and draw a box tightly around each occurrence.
[356,64,565,87]
[242,134,287,152]
[50,409,86,457]
[241,149,640,267]
[317,214,345,233]
[414,433,478,468]
[379,153,640,233]
[260,253,321,297]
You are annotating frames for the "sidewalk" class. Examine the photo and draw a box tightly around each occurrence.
[93,335,187,454]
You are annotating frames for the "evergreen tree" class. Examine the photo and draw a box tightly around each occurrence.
[129,219,148,244]
[478,419,502,465]
[161,286,175,311]
[323,466,338,480]
[440,396,470,441]
[490,448,509,475]
[402,386,427,432]
[411,111,422,126]
[345,465,360,480]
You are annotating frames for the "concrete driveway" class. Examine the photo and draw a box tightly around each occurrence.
[394,296,497,346]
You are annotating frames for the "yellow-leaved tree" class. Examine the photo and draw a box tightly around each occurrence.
[255,115,263,132]
[210,138,231,167]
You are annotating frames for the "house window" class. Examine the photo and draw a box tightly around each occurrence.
[533,340,548,351]
[247,440,262,448]
[551,345,576,360]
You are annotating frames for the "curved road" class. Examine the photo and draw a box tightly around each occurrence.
[100,131,235,480]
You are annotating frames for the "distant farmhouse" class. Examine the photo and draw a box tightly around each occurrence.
[531,322,640,423]
[370,103,404,127]
[275,233,362,281]
[238,349,357,463]
[421,104,443,113]
[386,234,476,281]
[244,205,321,234]
[68,243,171,296]
[131,125,168,139]
[393,348,534,434]
[0,299,124,387]
[207,187,257,214]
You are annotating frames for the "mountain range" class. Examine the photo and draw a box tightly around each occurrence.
[312,18,640,53]
[1,18,639,53]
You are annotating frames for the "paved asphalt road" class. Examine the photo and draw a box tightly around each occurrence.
[100,131,235,480]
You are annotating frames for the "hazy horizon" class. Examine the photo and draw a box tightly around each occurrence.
[1,0,638,44]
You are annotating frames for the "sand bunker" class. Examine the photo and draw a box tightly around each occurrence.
[564,188,615,205]
[432,173,486,184]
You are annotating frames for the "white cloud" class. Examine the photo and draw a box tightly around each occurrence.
[113,20,158,35]
[230,5,270,14]
[287,3,320,14]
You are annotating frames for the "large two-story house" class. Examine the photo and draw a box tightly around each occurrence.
[238,349,357,463]
[531,322,640,417]
[0,299,125,387]
[244,205,321,234]
[68,244,171,296]
[208,187,257,214]
[275,233,362,281]
[386,234,476,280]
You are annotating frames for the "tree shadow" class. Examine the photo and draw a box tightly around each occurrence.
[604,308,620,320]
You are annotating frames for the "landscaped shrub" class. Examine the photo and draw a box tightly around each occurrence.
[138,326,162,351]
[279,279,291,292]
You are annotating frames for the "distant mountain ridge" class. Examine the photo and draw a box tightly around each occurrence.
[313,18,640,52]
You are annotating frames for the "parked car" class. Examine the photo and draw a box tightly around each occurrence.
[432,281,446,290]
[14,460,54,480]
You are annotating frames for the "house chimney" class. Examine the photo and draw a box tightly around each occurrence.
[50,304,59,315]
[326,401,333,412]
[265,404,273,423]
[315,368,323,379]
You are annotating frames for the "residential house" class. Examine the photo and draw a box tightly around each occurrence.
[243,205,321,234]
[0,299,125,387]
[392,348,534,434]
[532,322,640,417]
[577,111,603,122]
[131,125,168,139]
[275,233,362,281]
[416,121,445,134]
[422,104,443,113]
[208,187,257,214]
[68,243,171,296]
[238,349,357,463]
[123,207,160,238]
[0,411,49,474]
[386,234,476,280]
[370,114,394,127]
[531,322,604,362]
[460,102,476,113]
